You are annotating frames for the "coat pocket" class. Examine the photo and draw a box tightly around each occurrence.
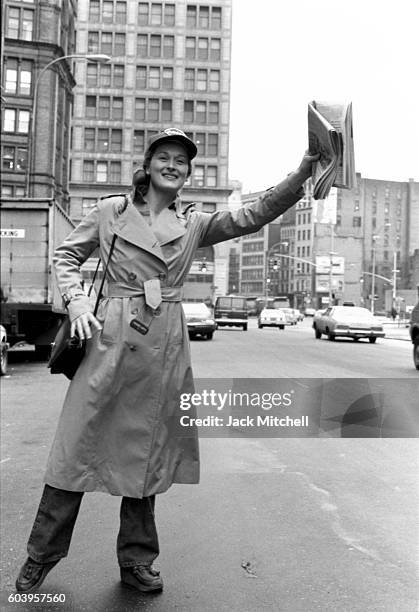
[97,298,120,345]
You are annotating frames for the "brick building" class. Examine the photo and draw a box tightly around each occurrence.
[1,0,76,210]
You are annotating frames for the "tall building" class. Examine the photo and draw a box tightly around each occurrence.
[230,174,419,312]
[1,0,76,210]
[70,0,232,300]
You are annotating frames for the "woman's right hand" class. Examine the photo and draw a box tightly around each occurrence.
[71,312,102,341]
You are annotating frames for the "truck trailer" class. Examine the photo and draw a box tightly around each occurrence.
[1,198,75,359]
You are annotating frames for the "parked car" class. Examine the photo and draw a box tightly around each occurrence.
[304,307,316,316]
[182,303,216,340]
[409,300,419,370]
[258,307,287,330]
[312,306,385,343]
[214,296,248,331]
[0,325,9,375]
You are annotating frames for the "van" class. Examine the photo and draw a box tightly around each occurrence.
[214,296,248,331]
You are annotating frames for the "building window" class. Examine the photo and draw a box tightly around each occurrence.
[194,165,205,187]
[195,132,205,155]
[99,64,111,87]
[112,97,123,120]
[138,2,149,25]
[210,38,221,60]
[162,67,173,88]
[151,3,162,25]
[84,128,95,151]
[185,37,196,59]
[163,35,174,58]
[114,33,126,55]
[207,166,217,187]
[208,133,218,156]
[83,160,94,181]
[184,100,194,123]
[161,99,172,121]
[137,34,147,57]
[209,70,220,91]
[3,108,30,133]
[196,101,206,123]
[150,35,161,57]
[135,98,145,121]
[196,69,207,91]
[114,65,124,87]
[4,59,33,95]
[148,98,159,121]
[98,96,110,119]
[82,198,97,216]
[211,6,222,29]
[88,31,99,53]
[186,5,197,28]
[209,102,219,123]
[110,161,121,182]
[198,38,208,60]
[164,3,175,26]
[149,67,160,88]
[96,161,107,182]
[133,130,145,154]
[89,0,100,22]
[354,199,359,211]
[185,69,194,90]
[136,66,147,89]
[115,1,127,24]
[87,63,98,86]
[353,216,362,227]
[2,145,28,171]
[7,7,34,41]
[86,96,97,117]
[199,6,209,28]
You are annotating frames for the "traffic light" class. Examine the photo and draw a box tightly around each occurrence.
[200,261,207,272]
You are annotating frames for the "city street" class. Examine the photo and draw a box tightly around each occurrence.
[1,319,418,611]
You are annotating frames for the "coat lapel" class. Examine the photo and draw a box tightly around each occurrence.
[113,198,166,264]
[112,195,188,262]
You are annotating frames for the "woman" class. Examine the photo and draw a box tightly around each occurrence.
[16,128,319,594]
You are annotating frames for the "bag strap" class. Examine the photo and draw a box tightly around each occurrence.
[87,258,102,298]
[93,233,117,316]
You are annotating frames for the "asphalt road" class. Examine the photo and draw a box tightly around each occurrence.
[1,320,418,611]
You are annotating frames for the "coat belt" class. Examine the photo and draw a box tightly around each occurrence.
[105,281,183,302]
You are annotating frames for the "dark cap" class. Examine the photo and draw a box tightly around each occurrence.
[145,128,197,160]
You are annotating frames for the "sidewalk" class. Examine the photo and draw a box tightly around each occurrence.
[379,319,411,341]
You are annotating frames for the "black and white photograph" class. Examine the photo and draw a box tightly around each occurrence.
[1,0,418,610]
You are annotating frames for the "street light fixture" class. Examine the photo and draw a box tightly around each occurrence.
[26,53,111,197]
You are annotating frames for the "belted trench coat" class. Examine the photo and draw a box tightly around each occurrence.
[44,177,303,498]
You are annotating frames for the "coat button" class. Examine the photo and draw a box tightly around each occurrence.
[158,273,166,281]
[154,307,161,316]
[128,272,137,281]
[128,344,137,351]
[131,308,139,315]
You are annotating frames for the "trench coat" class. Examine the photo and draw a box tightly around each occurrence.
[44,176,304,498]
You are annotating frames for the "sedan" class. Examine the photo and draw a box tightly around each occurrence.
[258,308,287,330]
[312,306,385,343]
[182,302,217,340]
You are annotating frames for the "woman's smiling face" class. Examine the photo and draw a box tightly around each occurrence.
[147,142,190,195]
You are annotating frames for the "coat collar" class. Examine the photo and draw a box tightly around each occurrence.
[112,193,187,262]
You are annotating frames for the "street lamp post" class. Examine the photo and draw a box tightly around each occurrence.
[371,234,379,315]
[26,53,111,197]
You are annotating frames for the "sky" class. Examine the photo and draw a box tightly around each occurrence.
[228,0,419,193]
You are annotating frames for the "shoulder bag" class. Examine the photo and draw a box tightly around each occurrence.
[48,234,117,379]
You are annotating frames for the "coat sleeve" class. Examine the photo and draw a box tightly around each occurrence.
[53,205,100,321]
[195,175,305,247]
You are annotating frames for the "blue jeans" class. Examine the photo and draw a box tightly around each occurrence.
[27,485,159,568]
